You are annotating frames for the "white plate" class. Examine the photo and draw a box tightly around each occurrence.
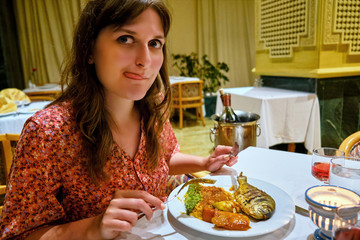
[167,175,295,238]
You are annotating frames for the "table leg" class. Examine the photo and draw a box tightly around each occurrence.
[288,143,296,152]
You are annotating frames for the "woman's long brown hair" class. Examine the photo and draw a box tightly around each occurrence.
[51,0,172,183]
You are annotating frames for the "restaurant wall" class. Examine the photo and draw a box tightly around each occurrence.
[165,0,256,89]
[165,0,199,76]
[254,0,360,148]
[166,0,199,55]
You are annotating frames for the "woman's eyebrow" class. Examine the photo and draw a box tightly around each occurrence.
[113,27,165,39]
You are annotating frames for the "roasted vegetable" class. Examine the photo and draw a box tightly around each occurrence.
[213,200,241,213]
[211,209,250,230]
[178,178,216,195]
[184,183,202,214]
[233,172,275,220]
[202,206,215,223]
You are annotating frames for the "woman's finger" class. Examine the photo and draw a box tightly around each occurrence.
[106,206,138,224]
[226,157,238,167]
[213,145,233,155]
[103,209,138,228]
[110,198,154,220]
[114,189,164,210]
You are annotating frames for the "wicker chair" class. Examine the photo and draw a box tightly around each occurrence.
[25,90,60,102]
[0,134,20,214]
[171,80,206,129]
[28,95,56,102]
[339,131,360,158]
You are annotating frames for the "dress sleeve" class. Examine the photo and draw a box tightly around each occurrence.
[0,119,65,240]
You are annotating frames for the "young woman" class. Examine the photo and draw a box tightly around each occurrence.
[0,0,237,239]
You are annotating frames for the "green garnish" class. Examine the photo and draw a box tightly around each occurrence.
[184,183,202,214]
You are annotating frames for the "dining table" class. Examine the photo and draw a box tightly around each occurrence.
[22,83,62,94]
[0,101,51,134]
[169,76,200,85]
[215,87,321,153]
[118,146,321,240]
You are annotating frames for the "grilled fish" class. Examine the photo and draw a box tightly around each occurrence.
[233,172,275,220]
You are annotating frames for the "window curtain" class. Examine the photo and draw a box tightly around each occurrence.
[197,0,255,88]
[13,0,86,86]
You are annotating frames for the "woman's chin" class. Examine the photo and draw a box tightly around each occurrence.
[132,92,147,101]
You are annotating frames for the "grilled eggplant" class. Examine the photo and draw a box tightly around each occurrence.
[233,172,275,220]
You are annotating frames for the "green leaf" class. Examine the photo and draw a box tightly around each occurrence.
[171,53,230,93]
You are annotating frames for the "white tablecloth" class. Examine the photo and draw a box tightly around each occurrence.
[215,87,321,152]
[119,147,320,240]
[22,84,61,93]
[169,76,200,85]
[0,101,51,134]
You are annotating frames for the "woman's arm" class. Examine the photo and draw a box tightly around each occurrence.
[26,190,166,240]
[168,145,238,175]
[25,217,100,240]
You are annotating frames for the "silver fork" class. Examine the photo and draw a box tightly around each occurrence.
[137,178,216,218]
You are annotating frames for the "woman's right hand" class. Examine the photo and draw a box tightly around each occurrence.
[93,189,165,240]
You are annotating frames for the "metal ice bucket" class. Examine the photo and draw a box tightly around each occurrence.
[210,110,261,153]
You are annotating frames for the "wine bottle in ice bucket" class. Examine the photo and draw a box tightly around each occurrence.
[219,90,239,123]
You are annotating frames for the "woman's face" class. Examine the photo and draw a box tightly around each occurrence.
[92,8,165,101]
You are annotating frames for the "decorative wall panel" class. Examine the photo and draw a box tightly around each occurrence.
[324,0,360,55]
[256,0,317,58]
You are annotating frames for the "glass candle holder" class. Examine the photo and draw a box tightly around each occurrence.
[305,185,360,240]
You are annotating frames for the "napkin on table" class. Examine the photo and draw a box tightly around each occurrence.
[0,88,31,104]
[0,95,17,114]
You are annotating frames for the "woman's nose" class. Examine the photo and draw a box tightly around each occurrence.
[135,45,151,68]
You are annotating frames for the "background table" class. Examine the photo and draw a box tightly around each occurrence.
[169,76,200,85]
[118,147,320,240]
[0,101,51,134]
[22,84,61,94]
[216,87,321,152]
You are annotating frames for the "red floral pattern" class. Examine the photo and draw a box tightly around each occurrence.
[0,101,179,239]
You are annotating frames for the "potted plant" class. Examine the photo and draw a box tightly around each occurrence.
[171,52,230,117]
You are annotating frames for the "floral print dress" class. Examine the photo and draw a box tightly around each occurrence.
[0,101,179,239]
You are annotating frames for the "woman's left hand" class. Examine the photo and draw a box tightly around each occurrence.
[204,145,238,172]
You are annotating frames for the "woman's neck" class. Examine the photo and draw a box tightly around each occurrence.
[105,96,139,130]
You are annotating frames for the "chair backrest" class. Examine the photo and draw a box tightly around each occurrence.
[0,133,20,184]
[28,95,56,102]
[0,133,20,214]
[339,131,360,157]
[25,90,60,101]
[171,80,204,108]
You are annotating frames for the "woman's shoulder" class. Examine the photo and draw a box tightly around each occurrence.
[26,101,76,132]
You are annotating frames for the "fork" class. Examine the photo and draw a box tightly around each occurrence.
[137,178,217,218]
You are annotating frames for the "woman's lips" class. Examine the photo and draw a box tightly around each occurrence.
[124,72,146,80]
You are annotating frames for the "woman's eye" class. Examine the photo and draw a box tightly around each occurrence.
[117,35,134,44]
[149,40,163,49]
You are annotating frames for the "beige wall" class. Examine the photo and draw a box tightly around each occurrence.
[165,0,255,88]
[165,0,199,76]
[254,0,360,79]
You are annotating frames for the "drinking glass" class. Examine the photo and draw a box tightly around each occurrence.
[329,156,360,195]
[311,147,345,183]
[332,204,360,240]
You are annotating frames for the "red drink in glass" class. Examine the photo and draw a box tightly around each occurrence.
[311,162,330,181]
[334,227,360,240]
